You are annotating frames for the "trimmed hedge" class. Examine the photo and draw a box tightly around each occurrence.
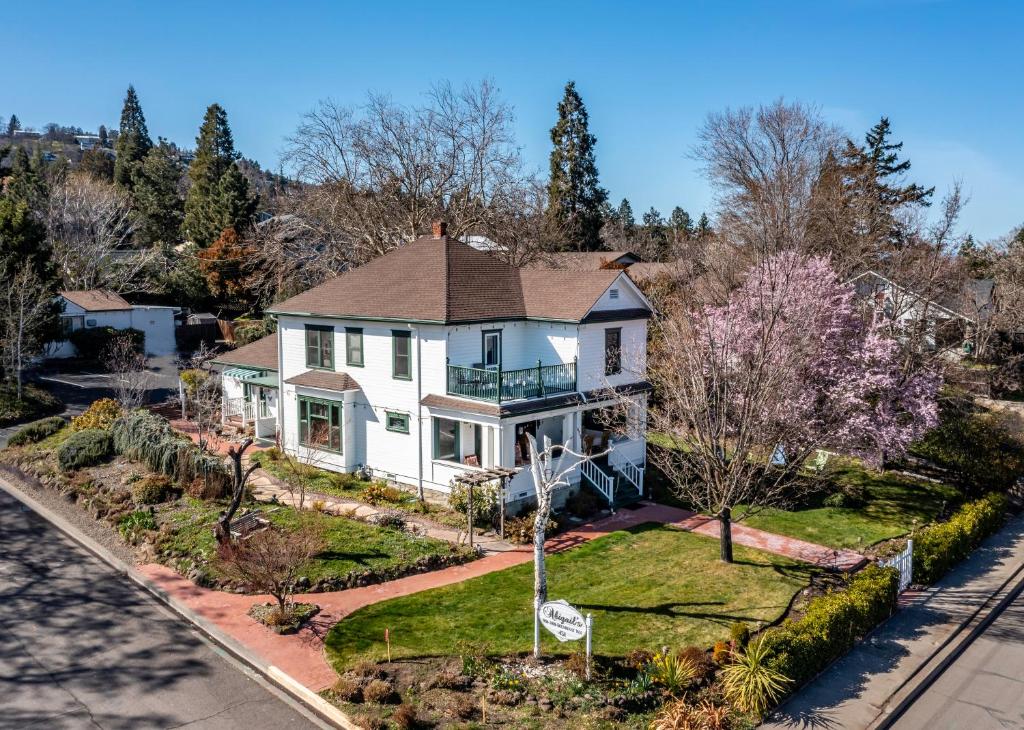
[57,428,113,472]
[68,326,144,362]
[7,416,67,446]
[913,493,1008,585]
[761,565,900,688]
[111,410,230,497]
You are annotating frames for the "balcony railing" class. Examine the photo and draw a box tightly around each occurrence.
[447,359,577,403]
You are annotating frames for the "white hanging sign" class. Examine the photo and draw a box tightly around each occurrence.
[538,599,588,642]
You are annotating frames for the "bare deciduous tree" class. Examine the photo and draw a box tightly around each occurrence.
[104,333,151,409]
[46,173,159,292]
[283,79,534,263]
[0,261,57,398]
[175,343,222,451]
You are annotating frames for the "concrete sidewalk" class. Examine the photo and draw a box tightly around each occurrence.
[761,515,1024,730]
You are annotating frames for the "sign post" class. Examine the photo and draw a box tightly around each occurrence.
[537,599,592,676]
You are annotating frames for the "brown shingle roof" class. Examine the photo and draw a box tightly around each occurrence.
[61,290,132,311]
[269,236,638,324]
[532,251,640,271]
[284,370,361,392]
[212,335,279,370]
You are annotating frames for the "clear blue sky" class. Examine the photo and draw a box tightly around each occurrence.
[6,0,1022,240]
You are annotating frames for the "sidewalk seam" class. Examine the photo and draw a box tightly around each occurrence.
[0,475,358,730]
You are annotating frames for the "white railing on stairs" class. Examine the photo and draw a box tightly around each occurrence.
[580,459,614,505]
[617,458,644,496]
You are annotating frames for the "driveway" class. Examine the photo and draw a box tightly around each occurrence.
[0,486,327,729]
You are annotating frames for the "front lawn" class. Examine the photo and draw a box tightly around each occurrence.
[160,499,475,589]
[741,460,961,550]
[325,524,813,668]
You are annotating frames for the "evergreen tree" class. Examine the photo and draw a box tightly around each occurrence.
[98,124,109,147]
[617,198,636,236]
[6,115,19,137]
[696,212,713,239]
[113,85,152,188]
[545,81,607,251]
[6,147,48,210]
[215,162,258,233]
[669,206,694,238]
[132,139,185,247]
[79,147,114,181]
[183,103,244,246]
[0,197,49,280]
[857,117,934,208]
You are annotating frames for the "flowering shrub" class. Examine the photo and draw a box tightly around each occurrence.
[448,481,500,524]
[913,493,1008,584]
[71,398,123,431]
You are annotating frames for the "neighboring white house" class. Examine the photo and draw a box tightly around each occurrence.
[51,290,179,358]
[220,224,653,512]
[212,334,280,441]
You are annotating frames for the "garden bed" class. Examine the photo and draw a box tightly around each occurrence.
[248,601,320,634]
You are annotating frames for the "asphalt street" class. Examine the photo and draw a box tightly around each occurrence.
[892,590,1024,729]
[0,486,327,729]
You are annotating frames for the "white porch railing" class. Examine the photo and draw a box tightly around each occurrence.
[224,397,271,424]
[580,459,614,504]
[617,457,644,496]
[879,539,913,592]
[243,400,256,421]
[224,397,245,419]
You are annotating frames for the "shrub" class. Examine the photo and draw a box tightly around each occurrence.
[678,646,712,681]
[70,398,123,431]
[913,493,1008,584]
[233,318,276,346]
[57,428,113,471]
[69,326,144,362]
[111,410,230,496]
[362,481,405,506]
[363,678,397,704]
[131,474,174,505]
[504,510,558,545]
[117,510,157,543]
[370,509,407,530]
[911,401,1024,495]
[761,564,899,689]
[730,621,751,649]
[651,699,731,730]
[648,650,699,695]
[625,647,655,670]
[712,641,731,665]
[564,650,590,679]
[721,637,790,717]
[0,383,64,427]
[448,481,500,524]
[7,416,66,446]
[330,675,363,703]
[391,704,420,730]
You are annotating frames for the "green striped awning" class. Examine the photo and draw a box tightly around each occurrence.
[222,366,265,380]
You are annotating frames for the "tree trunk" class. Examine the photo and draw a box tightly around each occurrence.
[719,506,734,563]
[216,439,253,544]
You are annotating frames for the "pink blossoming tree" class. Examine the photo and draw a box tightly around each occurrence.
[647,251,940,562]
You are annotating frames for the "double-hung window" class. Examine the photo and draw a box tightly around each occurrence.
[433,417,460,461]
[345,327,363,366]
[305,325,334,369]
[604,327,622,375]
[298,397,342,452]
[392,330,412,380]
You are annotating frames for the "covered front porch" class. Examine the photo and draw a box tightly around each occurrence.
[222,366,279,440]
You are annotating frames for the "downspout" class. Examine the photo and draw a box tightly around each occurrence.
[274,316,283,445]
[413,323,424,500]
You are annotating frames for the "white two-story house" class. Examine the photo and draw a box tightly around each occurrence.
[217,223,653,512]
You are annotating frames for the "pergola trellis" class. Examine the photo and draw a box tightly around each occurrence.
[452,466,521,546]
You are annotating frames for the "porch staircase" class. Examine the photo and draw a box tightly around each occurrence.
[580,456,644,510]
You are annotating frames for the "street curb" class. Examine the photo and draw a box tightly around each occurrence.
[0,475,359,730]
[868,549,1024,728]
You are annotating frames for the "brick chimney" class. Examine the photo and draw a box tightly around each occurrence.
[432,220,447,239]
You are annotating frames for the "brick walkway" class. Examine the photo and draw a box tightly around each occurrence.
[138,502,866,691]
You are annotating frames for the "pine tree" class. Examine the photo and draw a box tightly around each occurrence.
[183,103,245,246]
[98,124,109,147]
[79,147,114,181]
[113,85,153,188]
[215,162,257,234]
[669,207,693,239]
[617,198,636,236]
[132,139,185,247]
[696,212,713,239]
[858,118,934,208]
[0,197,49,280]
[6,146,48,210]
[6,114,19,137]
[546,81,607,251]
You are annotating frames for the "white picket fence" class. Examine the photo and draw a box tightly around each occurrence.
[879,538,913,592]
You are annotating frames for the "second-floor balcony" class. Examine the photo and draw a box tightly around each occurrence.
[447,359,577,403]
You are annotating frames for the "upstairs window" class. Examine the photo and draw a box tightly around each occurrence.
[305,325,334,369]
[605,327,622,375]
[482,330,501,370]
[345,327,363,366]
[392,330,412,380]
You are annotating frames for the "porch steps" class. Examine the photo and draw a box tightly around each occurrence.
[583,459,644,510]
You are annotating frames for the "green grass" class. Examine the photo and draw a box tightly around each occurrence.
[741,460,961,550]
[325,524,814,668]
[252,450,377,501]
[160,498,469,582]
